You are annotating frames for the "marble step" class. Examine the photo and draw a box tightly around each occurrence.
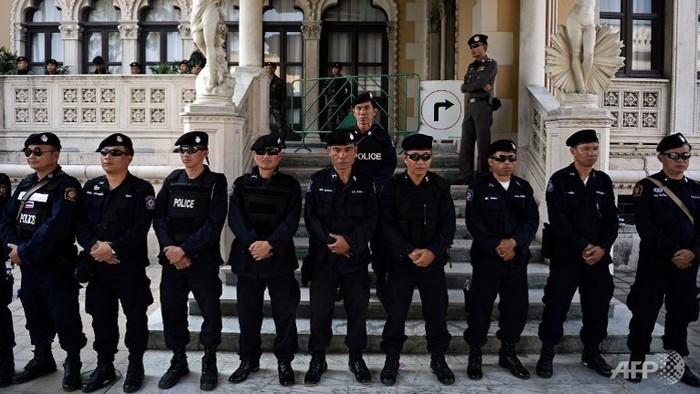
[188,286,618,320]
[221,262,551,290]
[147,301,662,354]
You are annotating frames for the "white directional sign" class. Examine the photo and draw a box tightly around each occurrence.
[418,80,464,140]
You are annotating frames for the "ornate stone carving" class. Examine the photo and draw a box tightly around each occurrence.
[15,89,28,103]
[13,24,26,43]
[15,108,29,123]
[58,22,81,40]
[623,91,638,108]
[82,88,97,103]
[603,91,619,107]
[178,23,192,39]
[151,88,166,104]
[101,108,116,123]
[643,92,658,108]
[131,108,146,123]
[63,108,78,123]
[101,88,116,103]
[181,88,197,104]
[82,108,97,123]
[622,112,638,128]
[642,113,657,128]
[150,108,166,123]
[34,89,48,104]
[131,89,146,103]
[301,22,321,40]
[118,23,139,40]
[33,108,48,123]
[63,88,78,103]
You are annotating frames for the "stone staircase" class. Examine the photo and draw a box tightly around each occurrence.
[146,140,662,354]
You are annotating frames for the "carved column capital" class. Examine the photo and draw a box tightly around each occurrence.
[58,22,81,40]
[13,24,27,42]
[301,21,322,40]
[118,22,139,40]
[178,23,192,39]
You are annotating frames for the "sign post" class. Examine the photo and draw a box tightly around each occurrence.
[418,80,464,140]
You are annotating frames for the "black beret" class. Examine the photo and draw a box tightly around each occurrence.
[657,133,691,152]
[566,129,599,147]
[45,58,58,65]
[352,91,376,107]
[180,59,189,65]
[97,133,133,154]
[24,132,61,150]
[331,62,342,69]
[175,131,208,147]
[129,62,142,68]
[487,139,517,157]
[325,129,356,146]
[251,134,283,151]
[401,134,433,151]
[468,34,488,46]
[16,56,28,63]
[264,62,276,68]
[92,56,105,65]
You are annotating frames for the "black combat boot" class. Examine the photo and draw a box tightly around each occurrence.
[348,349,371,383]
[626,353,645,383]
[498,341,530,379]
[379,353,399,386]
[123,356,144,393]
[581,346,612,378]
[228,359,259,383]
[0,348,15,387]
[61,350,82,391]
[158,348,189,389]
[467,346,483,380]
[430,353,455,385]
[536,344,554,378]
[277,360,295,386]
[304,352,327,385]
[81,362,116,393]
[13,344,56,383]
[200,347,218,391]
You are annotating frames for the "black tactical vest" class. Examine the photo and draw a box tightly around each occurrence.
[393,179,441,248]
[16,175,65,237]
[238,184,291,238]
[167,173,216,243]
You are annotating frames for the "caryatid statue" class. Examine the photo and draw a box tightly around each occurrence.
[191,0,235,101]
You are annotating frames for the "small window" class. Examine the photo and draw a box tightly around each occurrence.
[24,0,63,74]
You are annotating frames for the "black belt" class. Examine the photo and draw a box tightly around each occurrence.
[468,97,489,103]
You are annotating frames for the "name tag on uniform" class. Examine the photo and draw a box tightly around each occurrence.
[18,192,49,202]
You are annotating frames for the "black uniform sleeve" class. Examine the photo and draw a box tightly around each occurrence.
[267,180,301,251]
[426,180,456,258]
[179,174,228,258]
[462,59,498,93]
[153,176,176,249]
[546,174,590,253]
[598,175,620,252]
[375,136,397,188]
[0,183,23,252]
[304,176,330,244]
[0,174,12,259]
[633,179,680,261]
[465,182,501,251]
[345,178,377,254]
[228,177,258,246]
[75,179,99,251]
[110,181,156,256]
[511,182,539,254]
[380,180,415,263]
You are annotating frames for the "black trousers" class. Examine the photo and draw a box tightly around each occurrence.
[308,268,370,352]
[370,231,388,284]
[538,258,613,348]
[464,265,528,347]
[18,264,86,352]
[236,274,300,362]
[627,262,699,357]
[160,262,222,349]
[458,102,492,183]
[381,268,451,355]
[0,271,14,351]
[86,270,153,363]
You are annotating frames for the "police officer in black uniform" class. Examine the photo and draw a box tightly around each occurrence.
[0,173,14,388]
[227,135,301,386]
[457,34,497,185]
[379,134,456,386]
[303,129,377,385]
[76,133,156,393]
[464,140,538,380]
[153,131,228,391]
[344,91,397,301]
[0,132,86,391]
[535,130,618,379]
[325,62,350,132]
[626,133,700,386]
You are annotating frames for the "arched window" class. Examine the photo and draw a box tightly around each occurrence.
[82,0,121,73]
[139,0,182,73]
[24,0,62,73]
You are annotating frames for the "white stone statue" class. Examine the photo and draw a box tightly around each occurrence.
[567,0,596,93]
[191,0,235,101]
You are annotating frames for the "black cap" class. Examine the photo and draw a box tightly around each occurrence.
[16,56,28,63]
[180,59,189,65]
[174,131,208,148]
[401,134,433,151]
[24,132,61,150]
[264,61,277,68]
[352,91,376,107]
[487,139,517,157]
[657,133,691,153]
[325,129,356,146]
[45,58,58,65]
[331,62,342,69]
[92,56,105,65]
[468,34,488,46]
[129,62,142,68]
[251,134,284,151]
[566,129,599,147]
[97,133,133,155]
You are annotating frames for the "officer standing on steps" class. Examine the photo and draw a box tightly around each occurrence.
[0,172,13,388]
[76,133,156,393]
[227,134,301,386]
[464,140,538,381]
[303,128,377,385]
[266,62,288,146]
[626,133,700,387]
[456,34,497,185]
[154,131,228,391]
[343,91,397,302]
[535,130,618,380]
[379,134,456,386]
[0,132,87,391]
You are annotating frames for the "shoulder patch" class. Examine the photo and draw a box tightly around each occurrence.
[0,183,8,198]
[145,195,156,210]
[632,183,643,197]
[466,186,474,202]
[547,180,554,193]
[64,187,78,202]
[306,179,313,193]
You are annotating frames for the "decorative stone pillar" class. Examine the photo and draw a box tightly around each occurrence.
[12,24,26,56]
[239,0,263,67]
[518,0,546,147]
[119,22,139,71]
[301,21,321,131]
[669,1,698,134]
[386,21,398,75]
[58,21,81,73]
[179,22,194,62]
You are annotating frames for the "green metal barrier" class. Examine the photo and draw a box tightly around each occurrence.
[290,73,421,151]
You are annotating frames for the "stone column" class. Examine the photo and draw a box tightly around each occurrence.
[119,22,139,71]
[179,22,194,61]
[668,1,697,134]
[232,0,264,108]
[301,21,321,131]
[58,21,81,73]
[518,0,546,146]
[12,23,26,56]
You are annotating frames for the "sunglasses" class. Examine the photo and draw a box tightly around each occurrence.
[662,152,691,161]
[255,148,281,156]
[490,155,517,162]
[406,153,432,161]
[23,147,56,157]
[178,146,204,154]
[469,43,483,49]
[99,148,128,157]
